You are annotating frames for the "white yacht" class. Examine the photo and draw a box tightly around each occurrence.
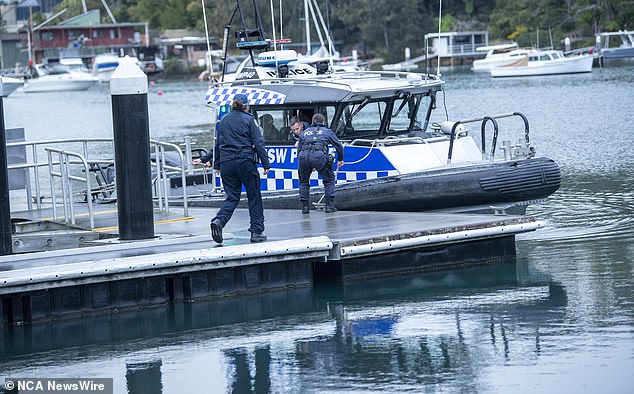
[489,49,593,77]
[22,64,99,93]
[472,43,536,71]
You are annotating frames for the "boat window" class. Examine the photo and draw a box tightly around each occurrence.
[253,109,291,144]
[317,105,337,128]
[46,65,71,75]
[388,96,416,133]
[251,105,336,145]
[335,100,386,138]
[386,94,434,135]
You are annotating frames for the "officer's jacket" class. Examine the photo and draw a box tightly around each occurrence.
[212,109,271,170]
[297,124,344,170]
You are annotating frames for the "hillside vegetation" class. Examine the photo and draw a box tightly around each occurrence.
[50,0,633,62]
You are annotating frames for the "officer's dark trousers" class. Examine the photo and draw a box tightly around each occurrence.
[298,158,336,201]
[214,158,265,234]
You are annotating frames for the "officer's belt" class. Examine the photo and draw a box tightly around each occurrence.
[303,142,326,152]
[221,150,255,161]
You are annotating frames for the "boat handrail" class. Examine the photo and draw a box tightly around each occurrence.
[446,112,532,164]
[213,71,442,90]
[348,136,429,146]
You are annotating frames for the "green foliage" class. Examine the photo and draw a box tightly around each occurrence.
[441,14,455,32]
[465,0,474,15]
[48,0,634,61]
[163,57,184,74]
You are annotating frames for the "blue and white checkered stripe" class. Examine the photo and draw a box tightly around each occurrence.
[214,169,400,191]
[205,87,286,106]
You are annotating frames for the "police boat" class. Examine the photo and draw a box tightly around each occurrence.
[180,47,560,215]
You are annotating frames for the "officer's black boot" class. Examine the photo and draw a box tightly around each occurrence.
[301,200,310,214]
[325,197,337,213]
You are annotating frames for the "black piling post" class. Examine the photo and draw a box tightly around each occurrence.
[110,57,154,240]
[0,84,12,255]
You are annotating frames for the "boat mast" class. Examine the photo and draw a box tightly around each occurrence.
[304,0,311,55]
[201,0,214,81]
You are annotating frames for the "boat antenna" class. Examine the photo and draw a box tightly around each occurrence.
[436,0,442,77]
[220,6,240,82]
[279,0,284,49]
[269,0,280,75]
[304,0,311,56]
[201,0,215,82]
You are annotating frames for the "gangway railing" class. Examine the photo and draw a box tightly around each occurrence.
[7,138,113,212]
[150,139,189,217]
[44,147,96,229]
[8,137,210,228]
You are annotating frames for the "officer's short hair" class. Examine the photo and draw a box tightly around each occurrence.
[312,113,325,125]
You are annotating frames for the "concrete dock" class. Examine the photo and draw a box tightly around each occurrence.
[1,204,542,325]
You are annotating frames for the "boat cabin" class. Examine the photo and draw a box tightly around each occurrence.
[206,52,443,146]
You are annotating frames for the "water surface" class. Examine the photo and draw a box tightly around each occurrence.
[2,64,634,393]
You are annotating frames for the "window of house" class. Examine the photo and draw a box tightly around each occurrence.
[40,32,54,41]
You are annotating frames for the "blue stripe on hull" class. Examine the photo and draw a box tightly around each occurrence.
[214,144,398,192]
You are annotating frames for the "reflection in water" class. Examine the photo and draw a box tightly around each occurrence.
[224,346,271,394]
[126,361,162,394]
[0,261,567,393]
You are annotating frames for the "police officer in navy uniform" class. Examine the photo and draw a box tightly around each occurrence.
[297,113,344,214]
[193,93,270,243]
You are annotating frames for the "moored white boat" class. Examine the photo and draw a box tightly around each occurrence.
[22,64,99,93]
[472,43,536,71]
[489,49,593,77]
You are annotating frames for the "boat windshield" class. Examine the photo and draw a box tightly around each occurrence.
[248,92,434,145]
[335,93,434,139]
[39,65,72,76]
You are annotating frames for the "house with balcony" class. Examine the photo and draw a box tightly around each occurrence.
[19,9,156,65]
[424,31,488,66]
